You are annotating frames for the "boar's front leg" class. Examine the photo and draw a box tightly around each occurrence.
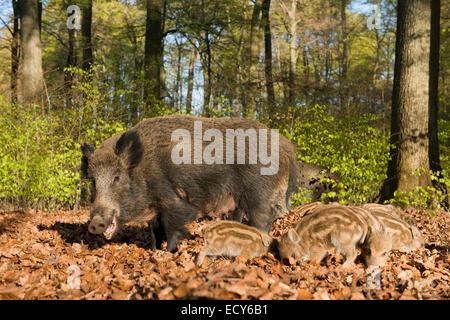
[147,218,165,250]
[159,197,198,252]
[232,208,245,222]
[246,201,273,233]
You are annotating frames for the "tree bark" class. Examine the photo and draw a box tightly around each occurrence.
[144,0,164,112]
[81,0,93,72]
[285,0,298,109]
[11,0,20,103]
[20,0,44,106]
[201,31,212,117]
[64,0,77,111]
[174,40,182,111]
[186,45,197,114]
[379,0,432,202]
[428,0,447,207]
[244,0,262,118]
[262,0,275,116]
[234,27,245,117]
[340,0,348,110]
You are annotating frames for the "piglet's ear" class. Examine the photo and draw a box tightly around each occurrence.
[115,130,143,169]
[288,228,300,244]
[81,144,94,178]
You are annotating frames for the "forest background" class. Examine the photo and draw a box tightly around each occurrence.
[0,0,448,211]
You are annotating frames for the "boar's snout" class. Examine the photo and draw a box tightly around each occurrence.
[88,208,119,240]
[88,215,108,234]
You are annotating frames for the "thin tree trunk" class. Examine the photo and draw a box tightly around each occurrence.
[379,0,432,202]
[20,0,44,106]
[428,0,447,207]
[65,0,77,111]
[201,31,212,117]
[302,47,310,105]
[340,0,348,111]
[286,0,298,109]
[371,30,381,113]
[124,13,142,124]
[11,0,20,103]
[186,45,196,114]
[234,28,245,117]
[262,0,275,117]
[64,28,75,110]
[174,41,182,111]
[144,0,164,113]
[244,0,262,118]
[81,0,93,72]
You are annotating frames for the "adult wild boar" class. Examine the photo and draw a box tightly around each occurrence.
[81,115,300,252]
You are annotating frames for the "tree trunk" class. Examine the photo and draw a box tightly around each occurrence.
[379,0,432,202]
[301,47,310,105]
[20,0,44,106]
[287,0,297,109]
[64,28,75,110]
[201,31,212,117]
[262,0,275,116]
[186,45,196,114]
[11,0,20,103]
[144,0,164,113]
[428,0,447,207]
[234,27,245,117]
[174,41,182,111]
[340,0,348,111]
[244,0,262,118]
[81,0,93,72]
[65,0,77,111]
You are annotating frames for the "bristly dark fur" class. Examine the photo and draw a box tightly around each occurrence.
[115,130,143,168]
[82,115,299,252]
[81,143,94,178]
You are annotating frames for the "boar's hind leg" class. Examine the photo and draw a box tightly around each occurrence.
[160,200,198,252]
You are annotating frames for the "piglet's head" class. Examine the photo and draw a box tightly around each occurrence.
[278,228,306,263]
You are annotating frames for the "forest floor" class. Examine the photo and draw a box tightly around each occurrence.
[0,204,448,300]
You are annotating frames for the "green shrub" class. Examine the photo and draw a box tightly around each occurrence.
[0,91,127,209]
[0,99,79,209]
[385,168,450,214]
[281,105,391,205]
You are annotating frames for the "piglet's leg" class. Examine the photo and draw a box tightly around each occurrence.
[308,247,327,265]
[196,246,219,266]
[196,247,207,266]
[341,246,358,268]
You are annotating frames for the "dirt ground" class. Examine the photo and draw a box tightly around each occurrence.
[0,204,448,300]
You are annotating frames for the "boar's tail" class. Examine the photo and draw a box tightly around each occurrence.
[285,156,301,211]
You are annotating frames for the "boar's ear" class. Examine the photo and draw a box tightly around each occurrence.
[261,233,273,247]
[115,130,143,169]
[288,228,300,244]
[81,144,94,178]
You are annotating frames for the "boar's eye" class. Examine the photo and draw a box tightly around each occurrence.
[113,175,120,184]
